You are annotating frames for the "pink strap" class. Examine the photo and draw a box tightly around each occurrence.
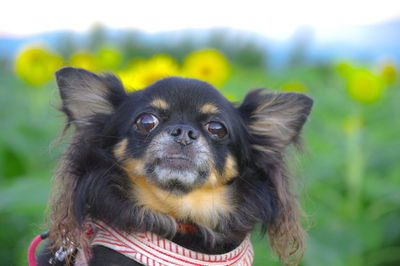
[28,235,42,266]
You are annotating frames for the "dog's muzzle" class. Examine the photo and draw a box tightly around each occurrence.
[142,129,212,194]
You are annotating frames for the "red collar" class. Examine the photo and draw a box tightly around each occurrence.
[176,222,197,234]
[76,220,254,266]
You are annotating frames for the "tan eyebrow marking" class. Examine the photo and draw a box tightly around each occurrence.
[149,98,169,110]
[200,103,219,114]
[113,138,128,160]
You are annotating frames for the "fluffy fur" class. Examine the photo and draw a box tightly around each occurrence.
[39,67,313,265]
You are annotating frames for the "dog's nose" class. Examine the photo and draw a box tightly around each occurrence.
[169,124,199,145]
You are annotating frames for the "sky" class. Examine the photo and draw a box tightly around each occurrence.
[1,0,399,40]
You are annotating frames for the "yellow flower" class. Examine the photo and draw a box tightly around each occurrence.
[281,81,307,93]
[182,49,230,88]
[96,46,122,70]
[117,55,179,91]
[69,51,99,71]
[381,63,397,85]
[15,46,64,86]
[347,68,384,104]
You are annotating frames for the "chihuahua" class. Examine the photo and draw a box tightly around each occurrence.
[37,67,313,265]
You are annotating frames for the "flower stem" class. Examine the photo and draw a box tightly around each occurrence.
[345,113,364,218]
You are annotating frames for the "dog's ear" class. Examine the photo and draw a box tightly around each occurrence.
[238,89,313,263]
[239,89,313,153]
[55,67,127,128]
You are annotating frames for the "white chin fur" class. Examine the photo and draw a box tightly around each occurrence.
[153,167,199,185]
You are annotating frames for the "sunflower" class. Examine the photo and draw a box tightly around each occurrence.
[15,46,64,86]
[117,55,179,91]
[337,63,385,104]
[182,49,230,88]
[346,68,384,104]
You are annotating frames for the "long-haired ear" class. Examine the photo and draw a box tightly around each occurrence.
[55,67,127,128]
[239,89,313,153]
[238,89,313,264]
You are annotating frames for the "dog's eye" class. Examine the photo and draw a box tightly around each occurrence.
[206,122,227,138]
[135,114,159,132]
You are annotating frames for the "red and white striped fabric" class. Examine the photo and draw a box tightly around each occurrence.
[75,220,254,266]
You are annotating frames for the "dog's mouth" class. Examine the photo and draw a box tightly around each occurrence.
[159,154,194,170]
[144,152,210,195]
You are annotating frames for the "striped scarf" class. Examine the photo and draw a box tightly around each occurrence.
[75,220,254,266]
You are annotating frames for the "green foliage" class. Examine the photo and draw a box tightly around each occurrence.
[0,68,63,265]
[1,43,400,266]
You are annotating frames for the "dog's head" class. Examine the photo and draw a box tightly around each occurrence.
[50,67,312,263]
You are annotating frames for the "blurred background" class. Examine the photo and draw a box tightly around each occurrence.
[0,1,399,265]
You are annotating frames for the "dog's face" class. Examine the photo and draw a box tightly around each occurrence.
[53,67,312,262]
[116,78,238,196]
[109,77,248,227]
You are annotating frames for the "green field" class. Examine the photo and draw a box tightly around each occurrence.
[1,45,399,266]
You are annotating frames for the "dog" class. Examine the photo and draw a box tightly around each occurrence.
[37,66,313,265]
